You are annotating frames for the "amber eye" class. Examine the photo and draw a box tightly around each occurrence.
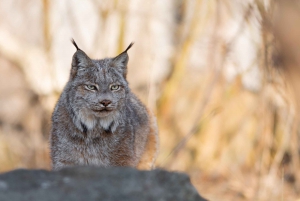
[110,85,120,91]
[85,85,97,91]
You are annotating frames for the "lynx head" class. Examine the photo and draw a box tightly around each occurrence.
[67,39,133,131]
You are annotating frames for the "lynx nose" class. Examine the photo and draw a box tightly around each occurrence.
[100,100,112,107]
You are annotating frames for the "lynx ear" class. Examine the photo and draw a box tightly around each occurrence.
[72,50,92,69]
[111,43,134,76]
[70,39,93,77]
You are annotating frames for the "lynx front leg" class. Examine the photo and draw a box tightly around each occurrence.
[136,126,159,170]
[52,158,76,171]
[51,146,77,170]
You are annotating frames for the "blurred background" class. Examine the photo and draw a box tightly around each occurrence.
[1,0,300,200]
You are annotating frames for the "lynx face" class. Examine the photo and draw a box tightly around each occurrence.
[67,41,133,131]
[71,59,128,118]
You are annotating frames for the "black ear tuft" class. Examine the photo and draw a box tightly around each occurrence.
[111,42,134,78]
[71,38,80,50]
[124,42,134,52]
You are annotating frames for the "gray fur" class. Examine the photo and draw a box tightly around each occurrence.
[50,41,159,170]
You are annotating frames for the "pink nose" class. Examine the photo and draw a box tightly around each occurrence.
[100,100,111,107]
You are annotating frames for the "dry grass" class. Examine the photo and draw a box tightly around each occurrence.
[0,0,300,200]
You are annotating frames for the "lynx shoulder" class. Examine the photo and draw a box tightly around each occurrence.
[50,40,159,170]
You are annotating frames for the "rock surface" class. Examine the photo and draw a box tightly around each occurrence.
[0,167,206,201]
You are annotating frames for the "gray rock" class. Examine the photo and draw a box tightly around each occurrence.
[0,167,207,201]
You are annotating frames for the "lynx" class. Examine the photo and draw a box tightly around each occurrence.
[50,40,159,170]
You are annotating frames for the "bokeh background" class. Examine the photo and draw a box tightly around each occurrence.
[1,0,300,200]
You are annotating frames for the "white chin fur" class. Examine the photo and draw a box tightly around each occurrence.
[77,109,97,130]
[99,112,120,132]
[75,108,119,132]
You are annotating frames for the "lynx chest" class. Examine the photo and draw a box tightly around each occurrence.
[69,130,132,167]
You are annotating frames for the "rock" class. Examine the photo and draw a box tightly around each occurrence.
[0,167,206,201]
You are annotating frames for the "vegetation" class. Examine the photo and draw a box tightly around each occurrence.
[0,0,299,200]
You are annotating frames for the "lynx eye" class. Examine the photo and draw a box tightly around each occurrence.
[110,85,120,91]
[85,85,97,91]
